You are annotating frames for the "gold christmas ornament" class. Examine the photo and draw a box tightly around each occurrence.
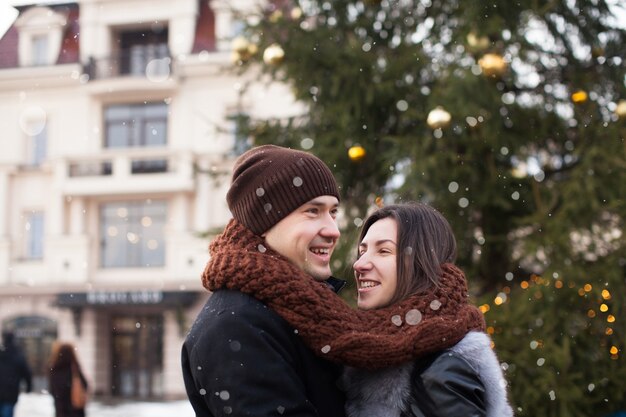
[592,47,605,58]
[247,43,258,56]
[230,51,243,64]
[614,100,626,118]
[571,90,588,104]
[231,37,258,63]
[232,36,250,54]
[269,10,283,23]
[426,106,452,129]
[466,32,490,51]
[348,145,366,161]
[263,44,285,65]
[290,7,303,20]
[478,53,507,77]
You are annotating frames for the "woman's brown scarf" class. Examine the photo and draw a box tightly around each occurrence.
[203,219,486,369]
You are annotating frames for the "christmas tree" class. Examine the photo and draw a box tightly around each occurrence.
[232,1,626,414]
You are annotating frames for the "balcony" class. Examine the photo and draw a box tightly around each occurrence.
[83,46,172,81]
[56,148,195,196]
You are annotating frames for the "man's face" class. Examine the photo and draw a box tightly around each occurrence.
[264,196,340,281]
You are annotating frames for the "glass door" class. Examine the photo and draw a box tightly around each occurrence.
[111,314,163,398]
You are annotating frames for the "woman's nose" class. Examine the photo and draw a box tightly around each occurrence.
[353,253,371,272]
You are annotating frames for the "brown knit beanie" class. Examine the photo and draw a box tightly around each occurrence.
[226,145,340,235]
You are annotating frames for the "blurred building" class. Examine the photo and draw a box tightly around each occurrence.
[0,0,294,400]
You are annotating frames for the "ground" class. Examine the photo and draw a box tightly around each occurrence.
[15,393,195,417]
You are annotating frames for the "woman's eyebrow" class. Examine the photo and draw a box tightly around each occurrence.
[359,239,397,248]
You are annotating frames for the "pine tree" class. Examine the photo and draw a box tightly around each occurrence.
[232,1,626,415]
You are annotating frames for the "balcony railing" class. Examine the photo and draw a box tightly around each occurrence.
[58,149,194,195]
[83,46,172,80]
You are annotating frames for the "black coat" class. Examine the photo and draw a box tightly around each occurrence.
[0,344,32,404]
[343,332,511,417]
[406,351,487,416]
[49,365,88,417]
[182,288,346,417]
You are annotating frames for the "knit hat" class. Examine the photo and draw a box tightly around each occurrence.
[227,145,340,235]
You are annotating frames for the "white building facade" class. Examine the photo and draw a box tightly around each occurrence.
[0,0,293,399]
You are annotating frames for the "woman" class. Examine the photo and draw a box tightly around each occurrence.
[48,342,88,417]
[344,203,512,417]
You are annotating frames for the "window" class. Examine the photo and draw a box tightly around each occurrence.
[27,126,47,166]
[31,34,48,66]
[104,103,168,148]
[118,29,169,76]
[15,6,67,68]
[21,109,47,167]
[24,211,44,260]
[100,201,166,268]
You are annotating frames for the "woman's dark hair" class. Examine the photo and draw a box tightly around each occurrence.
[357,202,457,305]
[49,342,78,370]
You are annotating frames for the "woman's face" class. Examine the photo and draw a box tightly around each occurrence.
[353,217,398,310]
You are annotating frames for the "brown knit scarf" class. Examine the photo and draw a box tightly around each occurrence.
[202,219,486,369]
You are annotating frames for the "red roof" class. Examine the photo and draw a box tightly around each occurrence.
[0,25,19,69]
[0,3,80,69]
[57,5,80,64]
[192,0,216,53]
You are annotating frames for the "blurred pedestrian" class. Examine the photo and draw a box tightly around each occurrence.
[0,331,32,417]
[48,342,88,417]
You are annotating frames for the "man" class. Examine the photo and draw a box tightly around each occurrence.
[182,145,346,416]
[0,331,32,417]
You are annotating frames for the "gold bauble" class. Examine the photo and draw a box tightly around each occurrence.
[263,44,285,65]
[247,43,258,56]
[269,10,283,23]
[230,51,243,64]
[571,90,588,104]
[616,100,626,119]
[290,7,303,20]
[348,145,366,161]
[467,32,490,51]
[426,106,452,129]
[231,38,257,63]
[478,53,507,77]
[511,166,527,179]
[232,36,250,54]
[592,47,605,58]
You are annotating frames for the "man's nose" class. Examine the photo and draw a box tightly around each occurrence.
[320,213,340,239]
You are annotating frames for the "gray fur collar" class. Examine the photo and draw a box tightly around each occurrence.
[342,331,513,417]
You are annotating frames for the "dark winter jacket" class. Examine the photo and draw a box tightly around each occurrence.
[182,284,347,417]
[343,332,513,417]
[49,365,88,417]
[0,343,32,404]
